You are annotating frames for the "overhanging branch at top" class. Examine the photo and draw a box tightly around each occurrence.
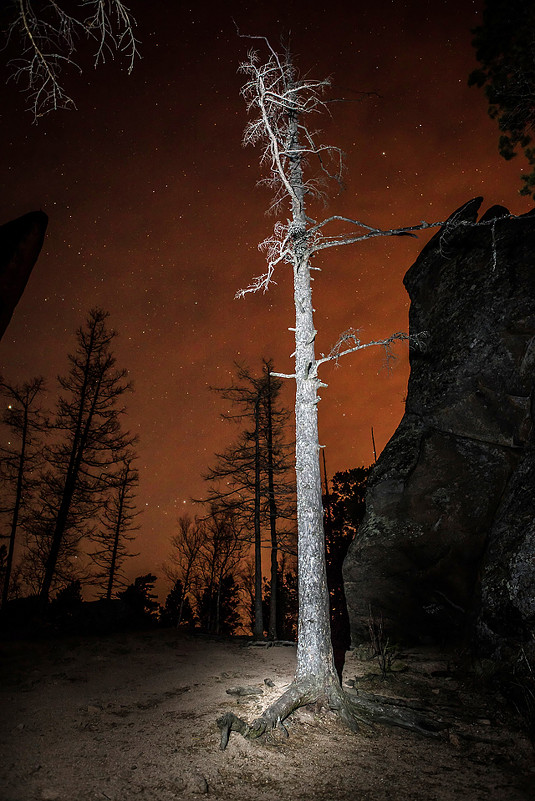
[5,0,140,119]
[235,42,519,305]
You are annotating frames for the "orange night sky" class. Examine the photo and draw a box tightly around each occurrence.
[1,0,532,594]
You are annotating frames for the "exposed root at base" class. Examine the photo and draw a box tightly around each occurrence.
[217,680,446,750]
[217,681,312,750]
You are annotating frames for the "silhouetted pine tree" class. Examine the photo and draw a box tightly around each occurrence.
[34,309,137,604]
[0,377,46,609]
[119,573,159,627]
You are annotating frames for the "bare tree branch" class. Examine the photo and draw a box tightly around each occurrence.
[316,329,409,369]
[4,0,140,120]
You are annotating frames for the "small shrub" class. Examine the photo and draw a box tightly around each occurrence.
[368,606,398,679]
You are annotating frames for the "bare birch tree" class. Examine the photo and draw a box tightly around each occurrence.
[218,38,453,748]
[3,0,139,119]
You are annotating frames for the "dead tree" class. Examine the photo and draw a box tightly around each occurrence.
[201,362,294,640]
[0,377,46,609]
[218,38,453,749]
[264,360,282,640]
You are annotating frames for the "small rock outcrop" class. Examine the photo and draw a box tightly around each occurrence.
[0,210,48,341]
[343,198,535,667]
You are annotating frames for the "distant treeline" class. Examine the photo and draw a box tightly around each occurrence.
[1,340,369,641]
[0,309,140,616]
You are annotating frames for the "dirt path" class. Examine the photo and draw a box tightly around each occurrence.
[1,629,533,801]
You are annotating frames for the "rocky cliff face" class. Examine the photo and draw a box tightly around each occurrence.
[343,198,535,667]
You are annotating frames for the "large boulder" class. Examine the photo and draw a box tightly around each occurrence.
[477,436,535,664]
[343,198,535,665]
[0,211,48,341]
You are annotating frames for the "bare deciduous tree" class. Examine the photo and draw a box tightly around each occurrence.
[165,509,246,635]
[0,376,46,609]
[3,0,139,119]
[163,514,204,628]
[218,38,452,749]
[194,507,246,635]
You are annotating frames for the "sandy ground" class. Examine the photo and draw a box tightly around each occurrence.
[1,628,533,801]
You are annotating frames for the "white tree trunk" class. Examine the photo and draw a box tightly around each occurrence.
[287,93,338,689]
[293,254,338,687]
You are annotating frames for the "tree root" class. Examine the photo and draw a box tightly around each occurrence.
[217,682,311,750]
[247,640,297,648]
[344,691,446,737]
[217,680,446,750]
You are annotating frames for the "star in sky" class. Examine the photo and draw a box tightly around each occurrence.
[0,0,532,587]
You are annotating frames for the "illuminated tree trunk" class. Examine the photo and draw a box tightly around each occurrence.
[217,38,445,749]
[288,99,340,695]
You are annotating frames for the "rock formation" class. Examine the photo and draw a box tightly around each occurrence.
[343,198,535,668]
[0,210,48,341]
